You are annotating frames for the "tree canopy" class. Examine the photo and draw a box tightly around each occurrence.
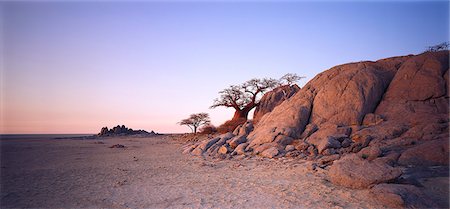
[211,73,304,121]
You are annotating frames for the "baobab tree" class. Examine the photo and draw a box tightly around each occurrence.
[211,74,303,132]
[211,78,279,122]
[178,113,211,134]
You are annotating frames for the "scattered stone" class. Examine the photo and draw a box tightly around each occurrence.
[228,135,247,149]
[109,144,126,148]
[260,147,279,158]
[232,143,249,155]
[218,145,231,154]
[294,141,310,151]
[253,143,277,155]
[317,137,341,154]
[285,145,295,152]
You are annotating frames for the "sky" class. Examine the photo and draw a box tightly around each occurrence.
[0,1,448,134]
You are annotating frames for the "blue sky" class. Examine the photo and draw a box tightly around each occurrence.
[1,1,448,133]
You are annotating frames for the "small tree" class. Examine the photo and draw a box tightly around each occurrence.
[425,42,449,52]
[280,73,305,85]
[178,113,211,134]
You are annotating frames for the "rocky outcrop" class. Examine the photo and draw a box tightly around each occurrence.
[98,125,156,137]
[184,51,449,203]
[253,84,300,124]
[248,51,448,150]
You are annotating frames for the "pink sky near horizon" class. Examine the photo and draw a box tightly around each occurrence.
[1,1,447,134]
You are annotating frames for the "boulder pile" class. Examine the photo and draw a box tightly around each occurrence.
[184,51,449,207]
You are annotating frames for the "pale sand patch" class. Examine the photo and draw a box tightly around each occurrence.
[1,135,386,208]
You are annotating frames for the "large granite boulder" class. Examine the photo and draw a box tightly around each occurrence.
[328,154,402,189]
[253,84,300,124]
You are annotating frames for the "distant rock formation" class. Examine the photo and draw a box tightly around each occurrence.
[253,84,300,124]
[184,51,449,208]
[98,125,156,137]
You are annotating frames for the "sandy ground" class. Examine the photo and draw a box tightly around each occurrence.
[1,135,388,208]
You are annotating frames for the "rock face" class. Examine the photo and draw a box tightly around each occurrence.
[98,125,155,137]
[253,84,300,124]
[248,51,448,150]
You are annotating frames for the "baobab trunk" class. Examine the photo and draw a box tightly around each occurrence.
[232,109,250,121]
[231,106,254,121]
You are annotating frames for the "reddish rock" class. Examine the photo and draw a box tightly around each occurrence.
[273,135,294,146]
[398,139,449,166]
[306,124,350,150]
[260,147,279,158]
[228,135,247,149]
[371,183,438,208]
[218,145,231,154]
[329,154,402,189]
[359,146,382,161]
[293,140,310,151]
[285,145,295,152]
[362,113,384,126]
[232,143,249,155]
[299,123,318,139]
[253,84,300,124]
[317,137,341,154]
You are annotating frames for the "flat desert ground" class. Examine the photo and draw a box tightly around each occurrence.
[2,135,392,208]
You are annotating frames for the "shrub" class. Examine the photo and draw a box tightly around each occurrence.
[199,124,217,134]
[217,118,247,134]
